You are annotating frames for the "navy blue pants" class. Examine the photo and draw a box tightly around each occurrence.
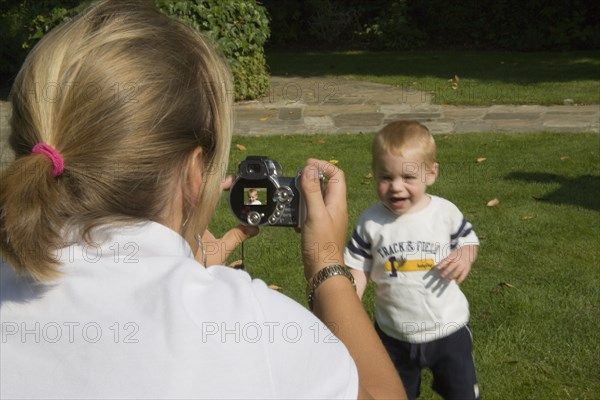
[376,323,480,400]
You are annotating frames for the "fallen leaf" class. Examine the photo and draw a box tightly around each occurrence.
[476,157,487,163]
[521,215,535,221]
[259,117,269,121]
[486,198,500,207]
[449,75,460,90]
[268,284,282,291]
[560,156,570,161]
[236,144,247,151]
[317,139,326,144]
[492,281,514,295]
[329,159,339,165]
[229,260,244,268]
[365,173,373,179]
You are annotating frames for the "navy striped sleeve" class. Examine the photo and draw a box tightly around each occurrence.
[346,229,372,260]
[450,217,475,250]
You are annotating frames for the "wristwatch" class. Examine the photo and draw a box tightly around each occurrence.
[307,264,356,310]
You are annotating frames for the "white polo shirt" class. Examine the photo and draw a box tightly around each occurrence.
[1,221,358,399]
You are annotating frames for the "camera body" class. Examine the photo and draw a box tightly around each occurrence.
[229,156,303,227]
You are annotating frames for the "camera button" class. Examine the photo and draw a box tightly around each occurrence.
[247,211,262,225]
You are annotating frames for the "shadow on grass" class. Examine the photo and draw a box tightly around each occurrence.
[505,172,600,211]
[266,51,600,84]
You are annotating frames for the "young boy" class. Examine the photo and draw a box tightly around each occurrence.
[344,120,480,400]
[246,188,262,205]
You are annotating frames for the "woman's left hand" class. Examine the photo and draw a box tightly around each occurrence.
[196,175,259,266]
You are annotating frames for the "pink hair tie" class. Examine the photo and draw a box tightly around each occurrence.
[31,143,64,177]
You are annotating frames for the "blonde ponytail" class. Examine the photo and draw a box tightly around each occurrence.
[0,0,233,280]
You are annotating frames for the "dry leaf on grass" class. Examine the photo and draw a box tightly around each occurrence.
[236,144,247,151]
[329,159,339,165]
[560,156,570,161]
[268,284,282,291]
[317,139,326,144]
[476,157,487,163]
[361,172,374,185]
[449,75,460,90]
[521,215,536,221]
[486,198,500,207]
[492,281,515,295]
[228,260,244,268]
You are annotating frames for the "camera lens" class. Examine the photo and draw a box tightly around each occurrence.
[247,163,261,174]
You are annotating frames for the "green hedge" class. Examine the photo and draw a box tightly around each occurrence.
[406,0,600,51]
[1,0,271,101]
[262,0,600,51]
[156,0,270,100]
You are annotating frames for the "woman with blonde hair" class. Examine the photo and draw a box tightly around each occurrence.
[0,1,405,398]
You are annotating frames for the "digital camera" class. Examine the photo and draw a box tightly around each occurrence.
[229,156,305,227]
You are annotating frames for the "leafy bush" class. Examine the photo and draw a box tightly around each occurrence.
[0,0,85,75]
[358,0,425,50]
[406,0,600,51]
[262,0,600,51]
[155,0,270,101]
[1,0,271,101]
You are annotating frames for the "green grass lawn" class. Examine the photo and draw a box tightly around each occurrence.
[210,131,600,400]
[266,51,600,106]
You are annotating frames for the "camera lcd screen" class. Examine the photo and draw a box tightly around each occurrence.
[244,187,267,205]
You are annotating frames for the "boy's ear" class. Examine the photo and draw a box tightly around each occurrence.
[426,162,439,186]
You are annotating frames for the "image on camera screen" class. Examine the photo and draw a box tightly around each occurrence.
[244,187,267,205]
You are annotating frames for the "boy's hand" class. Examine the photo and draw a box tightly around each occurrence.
[436,245,478,284]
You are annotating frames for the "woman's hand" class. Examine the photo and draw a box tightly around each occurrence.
[196,175,259,266]
[298,159,407,399]
[199,225,258,266]
[299,158,347,280]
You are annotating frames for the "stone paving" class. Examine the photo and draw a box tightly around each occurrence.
[233,76,599,136]
[1,76,598,164]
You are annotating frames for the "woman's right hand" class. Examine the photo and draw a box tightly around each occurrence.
[298,159,407,399]
[298,158,348,281]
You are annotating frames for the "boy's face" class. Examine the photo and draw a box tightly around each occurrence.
[248,192,257,202]
[375,148,438,216]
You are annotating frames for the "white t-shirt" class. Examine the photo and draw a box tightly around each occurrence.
[1,222,358,399]
[345,195,479,343]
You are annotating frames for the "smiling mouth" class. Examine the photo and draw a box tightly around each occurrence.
[389,196,408,207]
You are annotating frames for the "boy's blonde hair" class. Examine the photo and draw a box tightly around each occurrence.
[372,120,436,169]
[0,0,233,281]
